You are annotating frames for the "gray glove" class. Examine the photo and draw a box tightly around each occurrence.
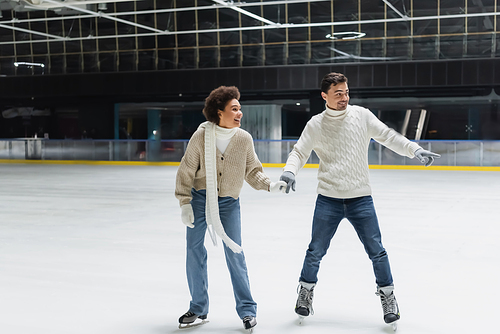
[279,171,296,194]
[414,148,441,167]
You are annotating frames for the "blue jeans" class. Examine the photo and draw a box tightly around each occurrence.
[186,189,257,319]
[300,194,393,287]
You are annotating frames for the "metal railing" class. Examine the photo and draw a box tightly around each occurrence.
[1,138,500,167]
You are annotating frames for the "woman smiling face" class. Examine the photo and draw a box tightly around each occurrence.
[218,98,243,129]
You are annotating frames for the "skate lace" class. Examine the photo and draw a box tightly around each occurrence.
[376,291,397,315]
[297,285,314,315]
[183,311,196,318]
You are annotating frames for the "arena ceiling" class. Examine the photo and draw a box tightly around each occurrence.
[0,0,498,47]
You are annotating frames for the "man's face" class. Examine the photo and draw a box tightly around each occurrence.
[321,82,349,111]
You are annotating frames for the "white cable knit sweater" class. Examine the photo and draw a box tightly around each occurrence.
[284,104,422,199]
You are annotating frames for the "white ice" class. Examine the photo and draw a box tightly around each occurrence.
[0,164,498,334]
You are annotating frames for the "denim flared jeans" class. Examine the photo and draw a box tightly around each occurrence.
[299,194,393,287]
[186,188,257,319]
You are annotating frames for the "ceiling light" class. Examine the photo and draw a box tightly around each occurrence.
[325,32,366,40]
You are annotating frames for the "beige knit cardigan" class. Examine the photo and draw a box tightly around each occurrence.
[175,127,271,207]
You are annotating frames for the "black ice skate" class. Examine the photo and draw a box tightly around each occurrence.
[376,286,400,331]
[178,311,208,329]
[295,281,315,324]
[242,315,257,332]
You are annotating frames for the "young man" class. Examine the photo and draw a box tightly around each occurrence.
[279,72,440,329]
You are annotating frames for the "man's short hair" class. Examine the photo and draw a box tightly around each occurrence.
[321,72,348,93]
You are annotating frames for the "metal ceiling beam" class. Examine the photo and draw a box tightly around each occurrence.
[0,21,65,40]
[24,0,139,9]
[39,0,165,33]
[212,0,279,26]
[382,0,408,19]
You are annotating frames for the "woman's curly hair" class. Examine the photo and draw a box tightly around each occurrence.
[202,86,241,124]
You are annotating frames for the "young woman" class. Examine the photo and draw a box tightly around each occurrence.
[175,86,285,331]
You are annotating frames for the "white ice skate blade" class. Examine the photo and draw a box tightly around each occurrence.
[297,315,306,325]
[178,319,209,329]
[388,321,398,332]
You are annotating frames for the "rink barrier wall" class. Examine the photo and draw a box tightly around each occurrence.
[1,159,500,171]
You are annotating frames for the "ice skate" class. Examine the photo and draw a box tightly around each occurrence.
[376,286,400,331]
[242,316,257,333]
[178,311,209,329]
[295,281,315,324]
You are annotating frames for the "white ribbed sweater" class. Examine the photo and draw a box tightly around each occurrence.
[284,104,422,199]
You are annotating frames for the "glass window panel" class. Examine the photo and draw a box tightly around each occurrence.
[414,19,438,36]
[138,51,156,71]
[176,9,195,32]
[263,4,286,24]
[157,35,176,48]
[218,9,239,28]
[65,40,81,53]
[66,54,81,73]
[198,32,218,47]
[0,44,15,57]
[386,22,410,37]
[220,46,240,67]
[311,42,334,64]
[242,45,263,66]
[0,58,15,76]
[138,36,156,49]
[198,48,218,68]
[30,41,46,56]
[177,34,197,47]
[386,37,409,59]
[49,55,65,74]
[287,44,308,64]
[362,23,384,39]
[288,27,308,42]
[330,40,360,63]
[413,1,438,15]
[360,39,384,59]
[219,31,240,45]
[467,16,495,33]
[156,13,173,32]
[311,26,331,41]
[440,18,465,34]
[119,52,136,71]
[467,0,495,13]
[440,0,465,13]
[82,39,97,52]
[241,30,262,44]
[177,49,196,69]
[466,34,492,57]
[334,0,358,22]
[118,37,136,51]
[99,52,117,72]
[99,38,117,52]
[439,35,464,59]
[412,36,437,60]
[265,44,285,65]
[157,50,176,70]
[310,1,332,23]
[361,0,385,20]
[288,3,309,24]
[83,53,98,73]
[265,29,285,43]
[15,43,31,56]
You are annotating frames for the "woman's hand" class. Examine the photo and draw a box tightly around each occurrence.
[181,204,195,228]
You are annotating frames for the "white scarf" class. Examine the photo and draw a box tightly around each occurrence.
[199,121,242,253]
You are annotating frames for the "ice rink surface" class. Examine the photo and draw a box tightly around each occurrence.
[0,163,498,334]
